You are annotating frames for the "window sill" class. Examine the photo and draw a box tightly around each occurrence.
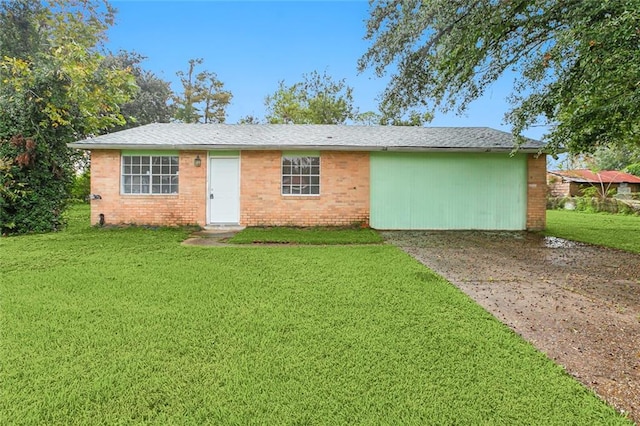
[281,195,321,200]
[121,193,180,197]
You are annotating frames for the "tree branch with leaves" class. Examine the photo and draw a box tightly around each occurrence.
[173,58,232,124]
[0,0,137,234]
[102,51,175,132]
[359,0,640,154]
[265,71,356,124]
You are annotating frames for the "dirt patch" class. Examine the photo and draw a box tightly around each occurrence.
[182,231,239,246]
[384,231,640,424]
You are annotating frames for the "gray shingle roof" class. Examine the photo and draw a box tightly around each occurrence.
[68,123,545,152]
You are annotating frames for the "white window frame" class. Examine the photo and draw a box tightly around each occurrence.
[281,155,320,196]
[121,154,179,195]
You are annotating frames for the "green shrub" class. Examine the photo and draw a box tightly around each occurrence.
[0,135,73,235]
[580,186,599,198]
[575,196,595,213]
[574,196,637,215]
[624,162,640,177]
[547,196,570,210]
[617,201,635,215]
[70,169,90,203]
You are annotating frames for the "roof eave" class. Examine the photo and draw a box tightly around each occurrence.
[383,146,543,153]
[67,143,544,153]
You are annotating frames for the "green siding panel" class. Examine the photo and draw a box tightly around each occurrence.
[370,152,527,230]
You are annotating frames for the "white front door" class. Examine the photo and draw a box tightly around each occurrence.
[209,157,240,224]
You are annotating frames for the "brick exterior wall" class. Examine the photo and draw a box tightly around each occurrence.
[547,175,571,197]
[90,149,542,230]
[89,150,207,227]
[240,150,370,226]
[526,154,547,230]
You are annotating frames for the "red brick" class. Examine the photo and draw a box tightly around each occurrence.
[526,154,547,230]
[90,150,207,226]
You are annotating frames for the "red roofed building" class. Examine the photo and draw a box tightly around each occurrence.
[547,169,640,197]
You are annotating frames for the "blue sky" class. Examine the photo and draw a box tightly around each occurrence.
[106,1,547,141]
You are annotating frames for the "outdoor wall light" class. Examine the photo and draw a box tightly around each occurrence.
[194,155,202,167]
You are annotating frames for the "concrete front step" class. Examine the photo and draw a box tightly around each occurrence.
[201,225,246,234]
[182,226,245,246]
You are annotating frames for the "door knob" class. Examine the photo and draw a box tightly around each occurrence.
[210,193,214,199]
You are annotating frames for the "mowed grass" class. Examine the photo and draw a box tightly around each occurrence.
[0,206,630,424]
[229,226,383,245]
[546,210,640,253]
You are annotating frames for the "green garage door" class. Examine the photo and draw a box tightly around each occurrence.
[370,152,527,230]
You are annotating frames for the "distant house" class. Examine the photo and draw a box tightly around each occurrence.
[547,169,640,197]
[68,123,547,230]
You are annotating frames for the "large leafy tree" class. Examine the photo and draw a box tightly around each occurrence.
[104,51,175,131]
[0,0,136,234]
[173,58,232,124]
[591,145,640,171]
[265,71,356,124]
[562,143,640,175]
[359,0,640,154]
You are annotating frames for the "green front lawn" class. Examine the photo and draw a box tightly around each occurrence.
[229,226,383,245]
[546,210,640,253]
[0,205,629,424]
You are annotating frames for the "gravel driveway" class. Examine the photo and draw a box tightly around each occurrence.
[384,231,640,423]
